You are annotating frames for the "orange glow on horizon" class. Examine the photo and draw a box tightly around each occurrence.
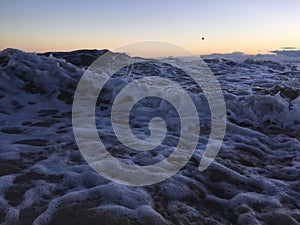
[2,40,299,57]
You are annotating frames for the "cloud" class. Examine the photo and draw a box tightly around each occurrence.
[281,47,297,50]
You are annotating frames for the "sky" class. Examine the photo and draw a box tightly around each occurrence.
[1,0,300,56]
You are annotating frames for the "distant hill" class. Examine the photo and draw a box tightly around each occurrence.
[201,50,300,63]
[38,49,109,68]
[270,50,300,58]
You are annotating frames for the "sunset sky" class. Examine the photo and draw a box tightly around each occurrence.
[1,0,299,56]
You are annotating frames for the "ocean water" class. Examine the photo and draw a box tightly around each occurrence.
[0,48,299,225]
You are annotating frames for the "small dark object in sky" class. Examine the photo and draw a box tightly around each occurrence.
[202,37,205,40]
